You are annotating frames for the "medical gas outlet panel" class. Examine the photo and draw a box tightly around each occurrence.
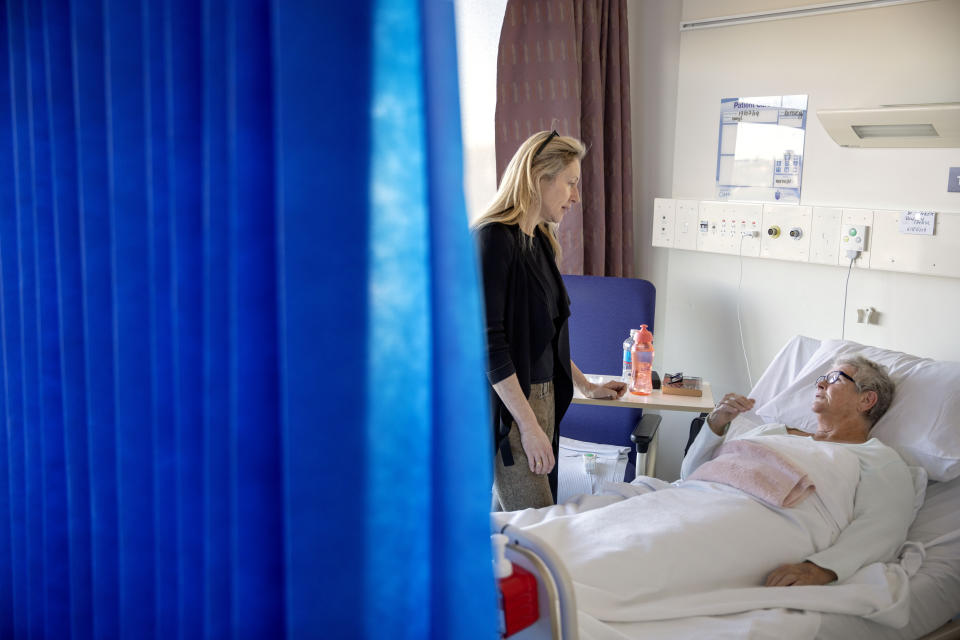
[652,199,960,280]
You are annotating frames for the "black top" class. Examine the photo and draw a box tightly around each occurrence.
[473,221,573,496]
[529,232,561,382]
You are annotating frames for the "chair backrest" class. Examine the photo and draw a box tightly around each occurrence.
[562,275,656,375]
[561,275,656,478]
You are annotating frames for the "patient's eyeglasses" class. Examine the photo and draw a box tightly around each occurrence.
[532,130,559,159]
[815,370,857,386]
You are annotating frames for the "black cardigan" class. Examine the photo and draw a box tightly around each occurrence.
[474,222,573,495]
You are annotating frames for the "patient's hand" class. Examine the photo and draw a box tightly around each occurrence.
[707,393,755,435]
[764,561,837,587]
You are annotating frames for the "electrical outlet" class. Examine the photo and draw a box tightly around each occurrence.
[675,200,700,250]
[840,224,868,253]
[652,198,677,247]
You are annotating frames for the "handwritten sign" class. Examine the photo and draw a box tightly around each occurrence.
[899,211,936,235]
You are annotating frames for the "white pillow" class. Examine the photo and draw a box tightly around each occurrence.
[907,466,928,520]
[746,335,823,408]
[754,339,960,482]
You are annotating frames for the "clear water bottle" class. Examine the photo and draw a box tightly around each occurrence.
[629,325,654,396]
[622,329,639,383]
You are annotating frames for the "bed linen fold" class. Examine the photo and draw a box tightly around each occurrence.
[689,439,815,508]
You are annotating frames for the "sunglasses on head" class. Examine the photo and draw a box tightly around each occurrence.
[532,130,559,159]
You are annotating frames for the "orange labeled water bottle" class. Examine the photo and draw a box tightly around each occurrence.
[629,325,654,396]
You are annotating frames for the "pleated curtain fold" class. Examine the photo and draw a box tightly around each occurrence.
[0,0,496,638]
[495,0,634,277]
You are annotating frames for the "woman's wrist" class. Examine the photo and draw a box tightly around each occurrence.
[516,412,542,435]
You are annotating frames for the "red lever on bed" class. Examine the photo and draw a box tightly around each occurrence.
[498,564,539,637]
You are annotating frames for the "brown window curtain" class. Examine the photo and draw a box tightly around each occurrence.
[495,0,633,277]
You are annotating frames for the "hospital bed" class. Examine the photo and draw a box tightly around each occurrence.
[494,336,960,640]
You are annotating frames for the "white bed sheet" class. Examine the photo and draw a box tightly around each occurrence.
[816,473,960,639]
[497,483,912,640]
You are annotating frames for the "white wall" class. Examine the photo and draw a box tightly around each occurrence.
[629,0,682,327]
[632,0,960,480]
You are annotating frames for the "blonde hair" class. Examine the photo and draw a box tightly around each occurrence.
[472,130,586,257]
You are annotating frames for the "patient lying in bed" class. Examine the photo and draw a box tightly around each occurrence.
[492,355,915,621]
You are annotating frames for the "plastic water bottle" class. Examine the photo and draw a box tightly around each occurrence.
[622,329,638,383]
[629,325,654,396]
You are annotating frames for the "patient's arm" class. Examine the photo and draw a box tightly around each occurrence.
[679,396,767,480]
[706,393,756,435]
[680,421,725,479]
[802,447,915,582]
[765,561,837,587]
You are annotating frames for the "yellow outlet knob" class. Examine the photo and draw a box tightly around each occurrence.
[767,225,781,238]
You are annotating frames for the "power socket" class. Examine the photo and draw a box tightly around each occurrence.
[840,224,868,253]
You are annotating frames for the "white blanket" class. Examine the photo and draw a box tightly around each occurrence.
[492,438,912,640]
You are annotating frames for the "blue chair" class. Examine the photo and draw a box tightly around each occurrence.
[561,274,660,481]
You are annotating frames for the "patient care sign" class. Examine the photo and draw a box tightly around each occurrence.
[715,95,808,205]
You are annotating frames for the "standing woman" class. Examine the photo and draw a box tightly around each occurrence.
[473,130,627,511]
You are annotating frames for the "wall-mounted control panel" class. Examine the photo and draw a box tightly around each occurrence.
[760,204,811,263]
[809,207,843,265]
[696,202,762,256]
[652,199,960,279]
[839,209,873,267]
[870,208,960,277]
[675,200,700,250]
[653,198,677,247]
[841,224,868,254]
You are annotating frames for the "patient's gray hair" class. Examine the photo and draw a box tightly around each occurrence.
[835,355,894,427]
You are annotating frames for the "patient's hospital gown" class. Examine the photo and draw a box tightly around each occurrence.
[682,423,915,582]
[492,423,915,619]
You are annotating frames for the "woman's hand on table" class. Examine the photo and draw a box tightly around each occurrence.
[583,379,628,400]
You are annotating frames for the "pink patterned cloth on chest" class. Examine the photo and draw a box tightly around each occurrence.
[689,439,815,508]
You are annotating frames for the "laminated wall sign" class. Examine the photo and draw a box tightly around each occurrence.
[716,95,808,205]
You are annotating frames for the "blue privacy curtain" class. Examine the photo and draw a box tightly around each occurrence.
[0,0,496,638]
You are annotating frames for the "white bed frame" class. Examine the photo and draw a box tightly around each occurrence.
[499,524,579,640]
